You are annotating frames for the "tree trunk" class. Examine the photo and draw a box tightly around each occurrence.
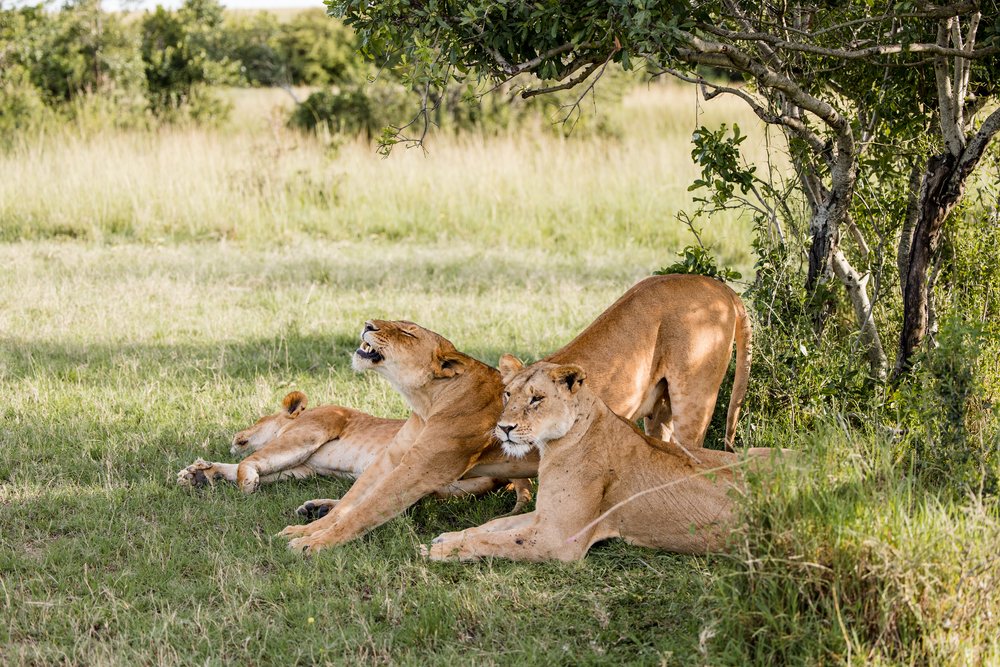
[894,153,959,379]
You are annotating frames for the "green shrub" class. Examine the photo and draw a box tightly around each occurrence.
[139,0,236,120]
[289,82,414,138]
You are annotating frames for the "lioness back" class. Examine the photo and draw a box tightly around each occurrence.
[545,274,751,449]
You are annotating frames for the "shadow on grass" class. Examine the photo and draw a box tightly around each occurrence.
[1,333,546,382]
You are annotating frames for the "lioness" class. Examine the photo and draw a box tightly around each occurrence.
[176,391,532,516]
[283,275,750,553]
[423,358,781,562]
[543,274,751,451]
[279,320,538,554]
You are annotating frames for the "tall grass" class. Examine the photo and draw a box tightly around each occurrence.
[0,84,764,271]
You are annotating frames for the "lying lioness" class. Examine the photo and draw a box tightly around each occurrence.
[176,391,532,517]
[424,358,782,562]
[282,276,751,554]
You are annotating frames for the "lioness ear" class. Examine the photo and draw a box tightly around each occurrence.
[282,391,308,417]
[549,365,586,394]
[433,352,466,379]
[498,354,525,383]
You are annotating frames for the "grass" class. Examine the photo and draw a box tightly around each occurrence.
[1,240,721,665]
[0,83,763,275]
[2,82,997,665]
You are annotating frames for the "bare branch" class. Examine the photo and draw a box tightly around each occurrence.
[954,105,1000,184]
[934,18,965,155]
[697,24,1000,61]
[831,248,888,378]
[556,52,616,126]
[520,60,601,99]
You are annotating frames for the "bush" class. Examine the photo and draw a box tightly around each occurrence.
[289,82,414,138]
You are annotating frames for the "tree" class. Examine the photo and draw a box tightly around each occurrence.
[331,0,1000,380]
[139,0,235,116]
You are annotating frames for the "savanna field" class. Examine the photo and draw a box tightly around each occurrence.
[2,80,999,667]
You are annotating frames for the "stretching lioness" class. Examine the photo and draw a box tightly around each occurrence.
[543,274,751,450]
[176,391,532,516]
[424,358,781,562]
[280,320,536,554]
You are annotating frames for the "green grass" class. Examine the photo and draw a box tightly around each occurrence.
[0,239,725,665]
[3,83,997,665]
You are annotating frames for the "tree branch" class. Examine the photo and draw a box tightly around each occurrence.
[520,60,602,99]
[698,24,1000,61]
[934,18,965,155]
[656,67,831,162]
[486,41,599,77]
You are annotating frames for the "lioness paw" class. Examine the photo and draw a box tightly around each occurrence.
[427,541,464,561]
[295,499,339,522]
[287,534,328,555]
[176,459,216,488]
[278,524,311,538]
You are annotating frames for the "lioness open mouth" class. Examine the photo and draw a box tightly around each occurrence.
[356,340,384,363]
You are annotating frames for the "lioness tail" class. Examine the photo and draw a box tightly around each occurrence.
[724,297,752,451]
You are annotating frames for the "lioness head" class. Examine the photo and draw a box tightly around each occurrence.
[230,391,307,455]
[351,319,467,390]
[495,355,588,458]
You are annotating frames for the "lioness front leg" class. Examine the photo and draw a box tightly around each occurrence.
[284,447,476,554]
[278,450,399,539]
[177,460,239,488]
[235,431,329,494]
[432,510,537,546]
[424,520,589,563]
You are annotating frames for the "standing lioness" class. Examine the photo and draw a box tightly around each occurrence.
[424,358,781,562]
[544,274,751,450]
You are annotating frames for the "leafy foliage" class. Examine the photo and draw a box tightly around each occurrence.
[655,245,740,282]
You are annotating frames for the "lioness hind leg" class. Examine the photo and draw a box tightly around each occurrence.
[643,399,674,442]
[668,388,720,450]
[501,479,533,516]
[296,498,340,521]
[177,460,239,488]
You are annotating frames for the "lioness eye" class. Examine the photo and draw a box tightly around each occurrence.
[529,395,543,405]
[502,392,510,405]
[400,329,417,339]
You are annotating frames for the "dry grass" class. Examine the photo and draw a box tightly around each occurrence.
[0,83,768,275]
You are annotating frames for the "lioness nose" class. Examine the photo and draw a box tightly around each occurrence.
[498,423,516,436]
[363,321,378,333]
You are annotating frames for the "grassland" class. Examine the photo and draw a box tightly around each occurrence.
[2,82,997,665]
[0,84,764,271]
[0,84,759,665]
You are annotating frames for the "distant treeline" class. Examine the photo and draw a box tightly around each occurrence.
[0,0,636,141]
[0,0,372,129]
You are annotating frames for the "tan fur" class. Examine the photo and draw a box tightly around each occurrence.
[542,274,751,450]
[425,360,782,563]
[176,391,532,512]
[281,275,750,554]
[280,320,539,554]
